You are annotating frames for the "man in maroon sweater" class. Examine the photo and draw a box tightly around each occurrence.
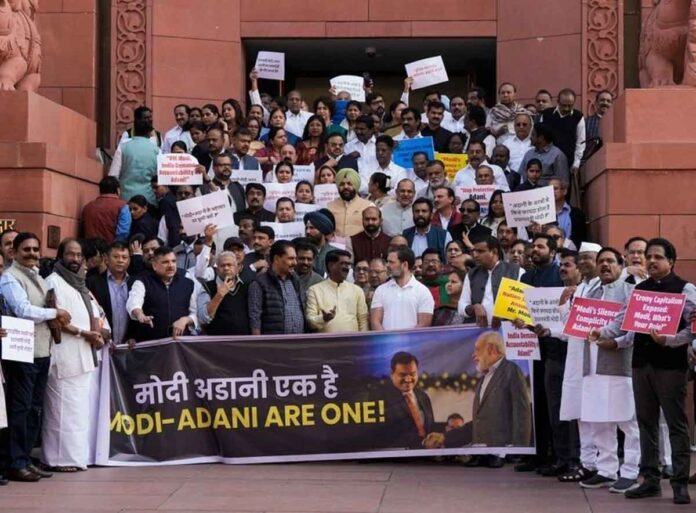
[82,177,131,243]
[349,206,391,264]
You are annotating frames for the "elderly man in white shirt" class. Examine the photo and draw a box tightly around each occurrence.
[284,89,313,139]
[453,141,510,191]
[503,112,534,173]
[371,247,434,330]
[162,104,194,153]
[382,178,416,237]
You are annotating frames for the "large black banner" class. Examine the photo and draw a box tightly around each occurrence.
[95,326,534,465]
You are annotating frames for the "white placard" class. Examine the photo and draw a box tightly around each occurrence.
[156,153,202,186]
[213,224,240,253]
[293,164,315,184]
[455,184,497,216]
[254,51,285,81]
[177,190,235,236]
[261,221,305,242]
[263,182,297,212]
[294,202,320,222]
[329,75,365,102]
[1,316,34,363]
[501,321,540,361]
[523,287,565,334]
[314,184,339,207]
[232,168,263,186]
[405,56,449,90]
[502,186,556,229]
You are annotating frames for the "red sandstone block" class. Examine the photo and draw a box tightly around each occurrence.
[497,0,580,42]
[325,22,412,37]
[675,260,696,285]
[241,21,327,38]
[151,37,242,100]
[241,0,368,21]
[153,0,239,42]
[368,0,495,21]
[496,35,581,102]
[37,87,63,105]
[62,0,97,13]
[62,88,96,120]
[2,212,80,257]
[659,216,696,260]
[36,13,96,88]
[606,169,696,215]
[411,21,496,37]
[39,0,63,13]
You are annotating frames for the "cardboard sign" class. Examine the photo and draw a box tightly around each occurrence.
[294,202,320,222]
[156,153,202,186]
[502,186,556,229]
[524,287,565,334]
[455,184,497,216]
[263,182,297,212]
[254,51,285,81]
[292,164,315,184]
[261,221,305,242]
[563,297,623,339]
[232,168,263,186]
[405,56,449,90]
[501,322,540,360]
[620,290,686,336]
[393,137,435,169]
[330,75,365,102]
[314,184,340,207]
[177,190,235,236]
[492,277,533,324]
[1,316,34,363]
[435,152,468,182]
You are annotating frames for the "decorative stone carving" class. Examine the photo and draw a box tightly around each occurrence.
[114,0,147,136]
[638,0,694,87]
[0,0,41,91]
[584,0,621,114]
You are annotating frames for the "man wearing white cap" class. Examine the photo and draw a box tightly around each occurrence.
[554,241,602,482]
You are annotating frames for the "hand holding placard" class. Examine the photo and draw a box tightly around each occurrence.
[254,52,285,81]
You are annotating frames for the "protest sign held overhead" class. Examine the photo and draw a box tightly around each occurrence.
[405,56,449,90]
[254,51,285,81]
[435,152,468,182]
[156,154,202,186]
[330,75,365,102]
[393,137,434,169]
[177,190,235,236]
[455,185,497,216]
[502,186,556,229]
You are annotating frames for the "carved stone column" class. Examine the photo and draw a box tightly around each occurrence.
[582,0,624,114]
[110,0,151,148]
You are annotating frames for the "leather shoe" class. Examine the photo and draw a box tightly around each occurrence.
[27,464,52,478]
[538,463,566,477]
[5,468,41,482]
[625,481,661,499]
[673,485,691,505]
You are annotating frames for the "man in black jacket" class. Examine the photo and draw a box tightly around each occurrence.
[248,240,305,335]
[595,238,695,504]
[448,199,492,247]
[86,241,136,346]
[199,153,246,213]
[197,251,249,336]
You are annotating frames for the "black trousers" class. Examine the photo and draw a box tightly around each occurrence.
[0,357,50,470]
[532,359,553,464]
[633,365,691,485]
[544,358,579,467]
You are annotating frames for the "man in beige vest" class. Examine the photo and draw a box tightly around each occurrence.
[0,233,71,482]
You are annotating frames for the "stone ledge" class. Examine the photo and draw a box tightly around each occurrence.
[0,142,103,183]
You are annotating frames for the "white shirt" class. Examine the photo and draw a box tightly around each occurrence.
[126,278,199,329]
[162,125,194,154]
[381,201,415,237]
[452,163,510,191]
[409,173,429,193]
[410,226,452,257]
[284,110,313,139]
[345,136,378,192]
[393,130,422,141]
[441,115,468,135]
[503,136,533,173]
[458,263,525,325]
[371,275,434,330]
[45,273,102,379]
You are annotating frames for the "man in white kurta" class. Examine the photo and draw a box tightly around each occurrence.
[578,249,640,492]
[555,242,601,480]
[43,241,106,471]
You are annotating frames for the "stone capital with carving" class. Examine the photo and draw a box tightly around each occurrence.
[0,0,41,91]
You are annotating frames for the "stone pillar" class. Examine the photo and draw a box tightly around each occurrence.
[0,92,101,255]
